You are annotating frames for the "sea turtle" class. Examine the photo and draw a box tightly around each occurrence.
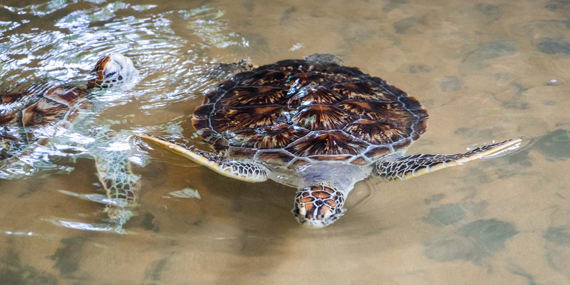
[139,54,521,227]
[0,53,141,220]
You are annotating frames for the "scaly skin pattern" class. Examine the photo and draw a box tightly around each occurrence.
[219,160,268,182]
[91,130,141,220]
[293,185,346,227]
[138,134,268,183]
[373,139,522,180]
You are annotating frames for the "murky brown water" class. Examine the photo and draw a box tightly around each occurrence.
[1,0,570,284]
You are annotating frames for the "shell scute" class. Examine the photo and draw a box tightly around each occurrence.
[391,138,412,150]
[21,98,69,128]
[285,131,368,157]
[379,83,408,98]
[191,118,211,132]
[232,125,308,149]
[332,81,397,101]
[287,73,327,88]
[412,115,428,139]
[193,104,215,120]
[192,59,428,165]
[286,87,344,106]
[211,105,284,133]
[350,156,368,165]
[218,78,239,91]
[43,86,82,106]
[344,119,412,145]
[204,89,226,105]
[220,86,288,106]
[291,105,355,131]
[211,137,229,151]
[411,131,422,141]
[336,100,417,131]
[398,95,424,111]
[256,150,296,164]
[289,158,311,168]
[319,65,366,83]
[2,93,21,104]
[364,146,392,159]
[309,154,354,161]
[0,111,17,125]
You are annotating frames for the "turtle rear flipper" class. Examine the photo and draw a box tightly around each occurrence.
[373,139,522,180]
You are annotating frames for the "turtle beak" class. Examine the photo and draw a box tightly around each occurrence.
[293,209,338,228]
[292,205,345,228]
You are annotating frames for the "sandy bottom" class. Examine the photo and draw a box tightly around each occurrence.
[1,0,570,284]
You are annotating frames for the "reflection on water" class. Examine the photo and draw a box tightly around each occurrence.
[0,0,570,284]
[168,187,201,199]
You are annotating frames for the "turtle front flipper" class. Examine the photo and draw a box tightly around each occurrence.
[89,130,141,221]
[373,139,522,180]
[94,151,140,220]
[138,134,268,183]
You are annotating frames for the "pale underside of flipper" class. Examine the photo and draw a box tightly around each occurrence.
[137,134,268,183]
[89,130,141,220]
[373,139,522,181]
[94,152,140,219]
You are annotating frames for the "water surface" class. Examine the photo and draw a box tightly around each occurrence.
[1,0,570,284]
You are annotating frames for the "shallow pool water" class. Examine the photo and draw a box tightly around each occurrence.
[1,0,570,284]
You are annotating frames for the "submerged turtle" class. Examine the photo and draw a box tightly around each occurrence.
[0,53,140,219]
[139,54,521,227]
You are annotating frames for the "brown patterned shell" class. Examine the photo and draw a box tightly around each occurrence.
[0,86,87,158]
[0,56,110,159]
[192,59,428,167]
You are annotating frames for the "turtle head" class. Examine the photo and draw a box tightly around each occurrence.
[293,185,346,228]
[88,53,139,90]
